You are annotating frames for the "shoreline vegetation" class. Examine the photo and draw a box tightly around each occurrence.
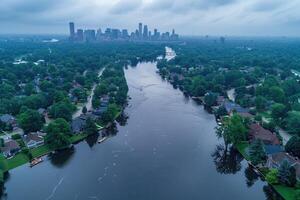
[0,41,165,191]
[158,42,300,200]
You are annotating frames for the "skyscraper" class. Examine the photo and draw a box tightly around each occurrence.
[139,23,143,39]
[143,25,148,39]
[96,28,102,40]
[69,22,75,40]
[77,29,84,41]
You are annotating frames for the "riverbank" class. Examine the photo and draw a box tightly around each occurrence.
[0,65,127,184]
[235,142,297,200]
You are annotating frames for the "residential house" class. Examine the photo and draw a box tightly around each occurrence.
[266,152,300,180]
[0,114,16,127]
[92,107,107,116]
[223,100,252,118]
[216,96,225,106]
[24,133,44,149]
[264,144,284,155]
[37,108,46,116]
[71,116,86,134]
[249,123,280,145]
[1,140,21,158]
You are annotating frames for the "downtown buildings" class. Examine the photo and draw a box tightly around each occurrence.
[69,22,179,42]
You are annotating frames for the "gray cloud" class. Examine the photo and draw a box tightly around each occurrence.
[0,0,299,36]
[250,0,285,12]
[110,0,142,14]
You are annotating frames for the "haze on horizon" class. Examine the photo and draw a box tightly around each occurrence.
[1,0,300,36]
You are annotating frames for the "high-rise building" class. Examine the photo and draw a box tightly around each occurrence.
[69,22,75,40]
[111,29,121,39]
[122,29,129,39]
[138,23,143,39]
[143,25,148,39]
[84,29,96,42]
[77,29,84,41]
[96,28,102,40]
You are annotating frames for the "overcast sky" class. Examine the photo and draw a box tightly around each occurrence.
[1,0,300,36]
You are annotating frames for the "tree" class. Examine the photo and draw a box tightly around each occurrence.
[255,96,267,111]
[18,109,43,133]
[82,106,87,114]
[49,101,75,122]
[269,86,285,103]
[217,114,248,148]
[249,139,266,166]
[216,106,227,117]
[204,93,217,107]
[45,118,71,149]
[84,117,97,135]
[101,104,119,123]
[266,169,279,185]
[285,136,300,157]
[285,111,300,136]
[271,103,287,123]
[278,160,297,187]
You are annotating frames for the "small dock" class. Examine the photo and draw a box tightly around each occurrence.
[30,157,43,167]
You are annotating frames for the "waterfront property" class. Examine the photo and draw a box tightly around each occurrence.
[266,152,300,180]
[248,123,281,145]
[24,133,44,149]
[0,140,21,158]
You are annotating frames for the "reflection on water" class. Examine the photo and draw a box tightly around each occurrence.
[85,133,100,148]
[263,185,284,200]
[244,165,260,187]
[49,147,75,168]
[116,112,129,126]
[212,145,243,175]
[2,62,281,200]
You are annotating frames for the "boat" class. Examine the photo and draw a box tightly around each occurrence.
[30,157,43,167]
[98,137,107,143]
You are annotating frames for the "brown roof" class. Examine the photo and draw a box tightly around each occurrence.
[249,123,280,145]
[270,152,296,165]
[1,140,20,152]
[25,133,44,143]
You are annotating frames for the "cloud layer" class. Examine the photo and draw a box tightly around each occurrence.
[1,0,300,36]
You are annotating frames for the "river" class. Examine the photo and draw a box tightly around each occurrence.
[3,62,276,200]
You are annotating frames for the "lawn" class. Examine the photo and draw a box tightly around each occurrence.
[236,141,250,160]
[273,185,297,200]
[68,133,88,143]
[31,145,52,158]
[6,153,29,170]
[235,142,298,200]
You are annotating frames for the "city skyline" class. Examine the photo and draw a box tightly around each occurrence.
[69,22,179,42]
[1,0,300,36]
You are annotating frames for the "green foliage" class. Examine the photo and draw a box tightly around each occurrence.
[278,160,297,187]
[271,103,287,123]
[82,106,87,114]
[285,111,300,136]
[220,114,248,145]
[101,104,120,123]
[204,93,217,107]
[49,101,75,122]
[249,139,266,166]
[285,136,300,157]
[295,190,300,200]
[84,117,97,135]
[17,109,43,133]
[266,169,279,185]
[45,118,71,149]
[255,96,267,111]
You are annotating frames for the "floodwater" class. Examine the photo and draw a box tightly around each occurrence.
[2,62,278,200]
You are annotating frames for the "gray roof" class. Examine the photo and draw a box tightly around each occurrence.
[71,117,86,133]
[0,114,15,123]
